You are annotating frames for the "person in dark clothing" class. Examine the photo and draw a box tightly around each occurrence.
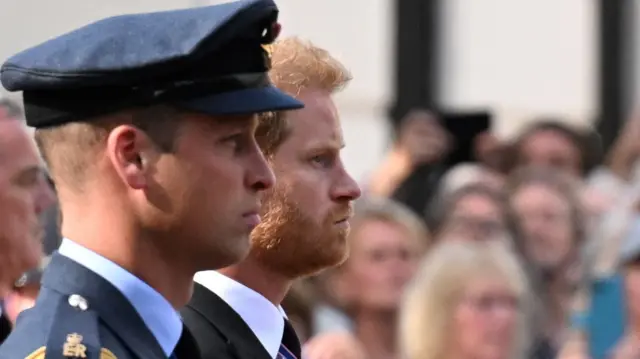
[182,37,361,359]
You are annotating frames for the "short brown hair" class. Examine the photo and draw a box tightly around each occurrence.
[256,37,352,156]
[504,120,597,175]
[433,183,508,234]
[35,105,181,190]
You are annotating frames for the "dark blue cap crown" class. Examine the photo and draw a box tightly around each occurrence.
[0,0,303,128]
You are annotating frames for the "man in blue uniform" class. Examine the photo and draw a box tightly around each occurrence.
[0,1,303,358]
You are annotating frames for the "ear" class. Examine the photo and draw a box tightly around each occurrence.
[105,125,157,190]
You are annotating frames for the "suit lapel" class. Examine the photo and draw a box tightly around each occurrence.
[187,282,272,359]
[42,253,167,359]
[173,324,202,359]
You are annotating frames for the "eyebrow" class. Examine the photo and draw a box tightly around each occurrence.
[308,138,345,151]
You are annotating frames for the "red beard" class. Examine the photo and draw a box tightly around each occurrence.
[250,185,352,279]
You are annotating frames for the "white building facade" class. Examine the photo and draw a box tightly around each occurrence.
[0,0,602,181]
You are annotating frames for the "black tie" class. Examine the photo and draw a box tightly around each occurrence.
[171,324,200,359]
[278,319,301,359]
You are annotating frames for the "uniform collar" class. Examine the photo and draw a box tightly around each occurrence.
[58,238,182,357]
[194,270,286,359]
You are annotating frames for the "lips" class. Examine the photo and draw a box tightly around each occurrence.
[243,212,261,229]
[241,204,262,229]
[243,208,260,217]
[334,209,354,224]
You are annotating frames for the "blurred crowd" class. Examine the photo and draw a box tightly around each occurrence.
[3,83,640,359]
[280,109,640,359]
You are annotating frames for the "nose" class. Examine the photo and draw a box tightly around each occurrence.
[527,217,547,235]
[331,166,362,202]
[246,148,276,192]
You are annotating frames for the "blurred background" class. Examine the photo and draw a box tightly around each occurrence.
[5,0,634,180]
[3,1,640,359]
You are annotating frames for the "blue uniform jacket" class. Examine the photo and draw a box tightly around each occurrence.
[0,253,171,359]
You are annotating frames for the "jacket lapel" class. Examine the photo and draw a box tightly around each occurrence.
[186,282,272,359]
[42,253,167,359]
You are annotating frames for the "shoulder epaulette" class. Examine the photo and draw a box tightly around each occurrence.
[23,294,118,359]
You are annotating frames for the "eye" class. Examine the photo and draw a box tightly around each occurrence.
[220,134,247,151]
[310,153,335,168]
[13,167,43,189]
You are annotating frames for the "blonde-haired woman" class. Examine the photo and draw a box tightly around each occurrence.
[400,240,531,359]
[313,196,430,359]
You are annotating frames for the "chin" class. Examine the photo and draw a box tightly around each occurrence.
[199,233,252,270]
[299,259,343,278]
[223,249,252,268]
[308,245,349,275]
[316,236,349,263]
[262,244,348,279]
[334,245,350,266]
[224,236,253,265]
[334,236,350,260]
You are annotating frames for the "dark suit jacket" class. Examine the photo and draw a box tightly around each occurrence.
[0,314,11,345]
[181,282,272,359]
[0,253,198,359]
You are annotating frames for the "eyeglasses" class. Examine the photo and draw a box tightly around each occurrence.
[447,216,507,237]
[461,294,520,312]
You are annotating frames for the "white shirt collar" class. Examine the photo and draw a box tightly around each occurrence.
[194,270,286,359]
[58,238,182,357]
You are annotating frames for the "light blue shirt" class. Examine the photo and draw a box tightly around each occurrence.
[58,238,182,356]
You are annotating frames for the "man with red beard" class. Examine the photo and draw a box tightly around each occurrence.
[181,37,362,359]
